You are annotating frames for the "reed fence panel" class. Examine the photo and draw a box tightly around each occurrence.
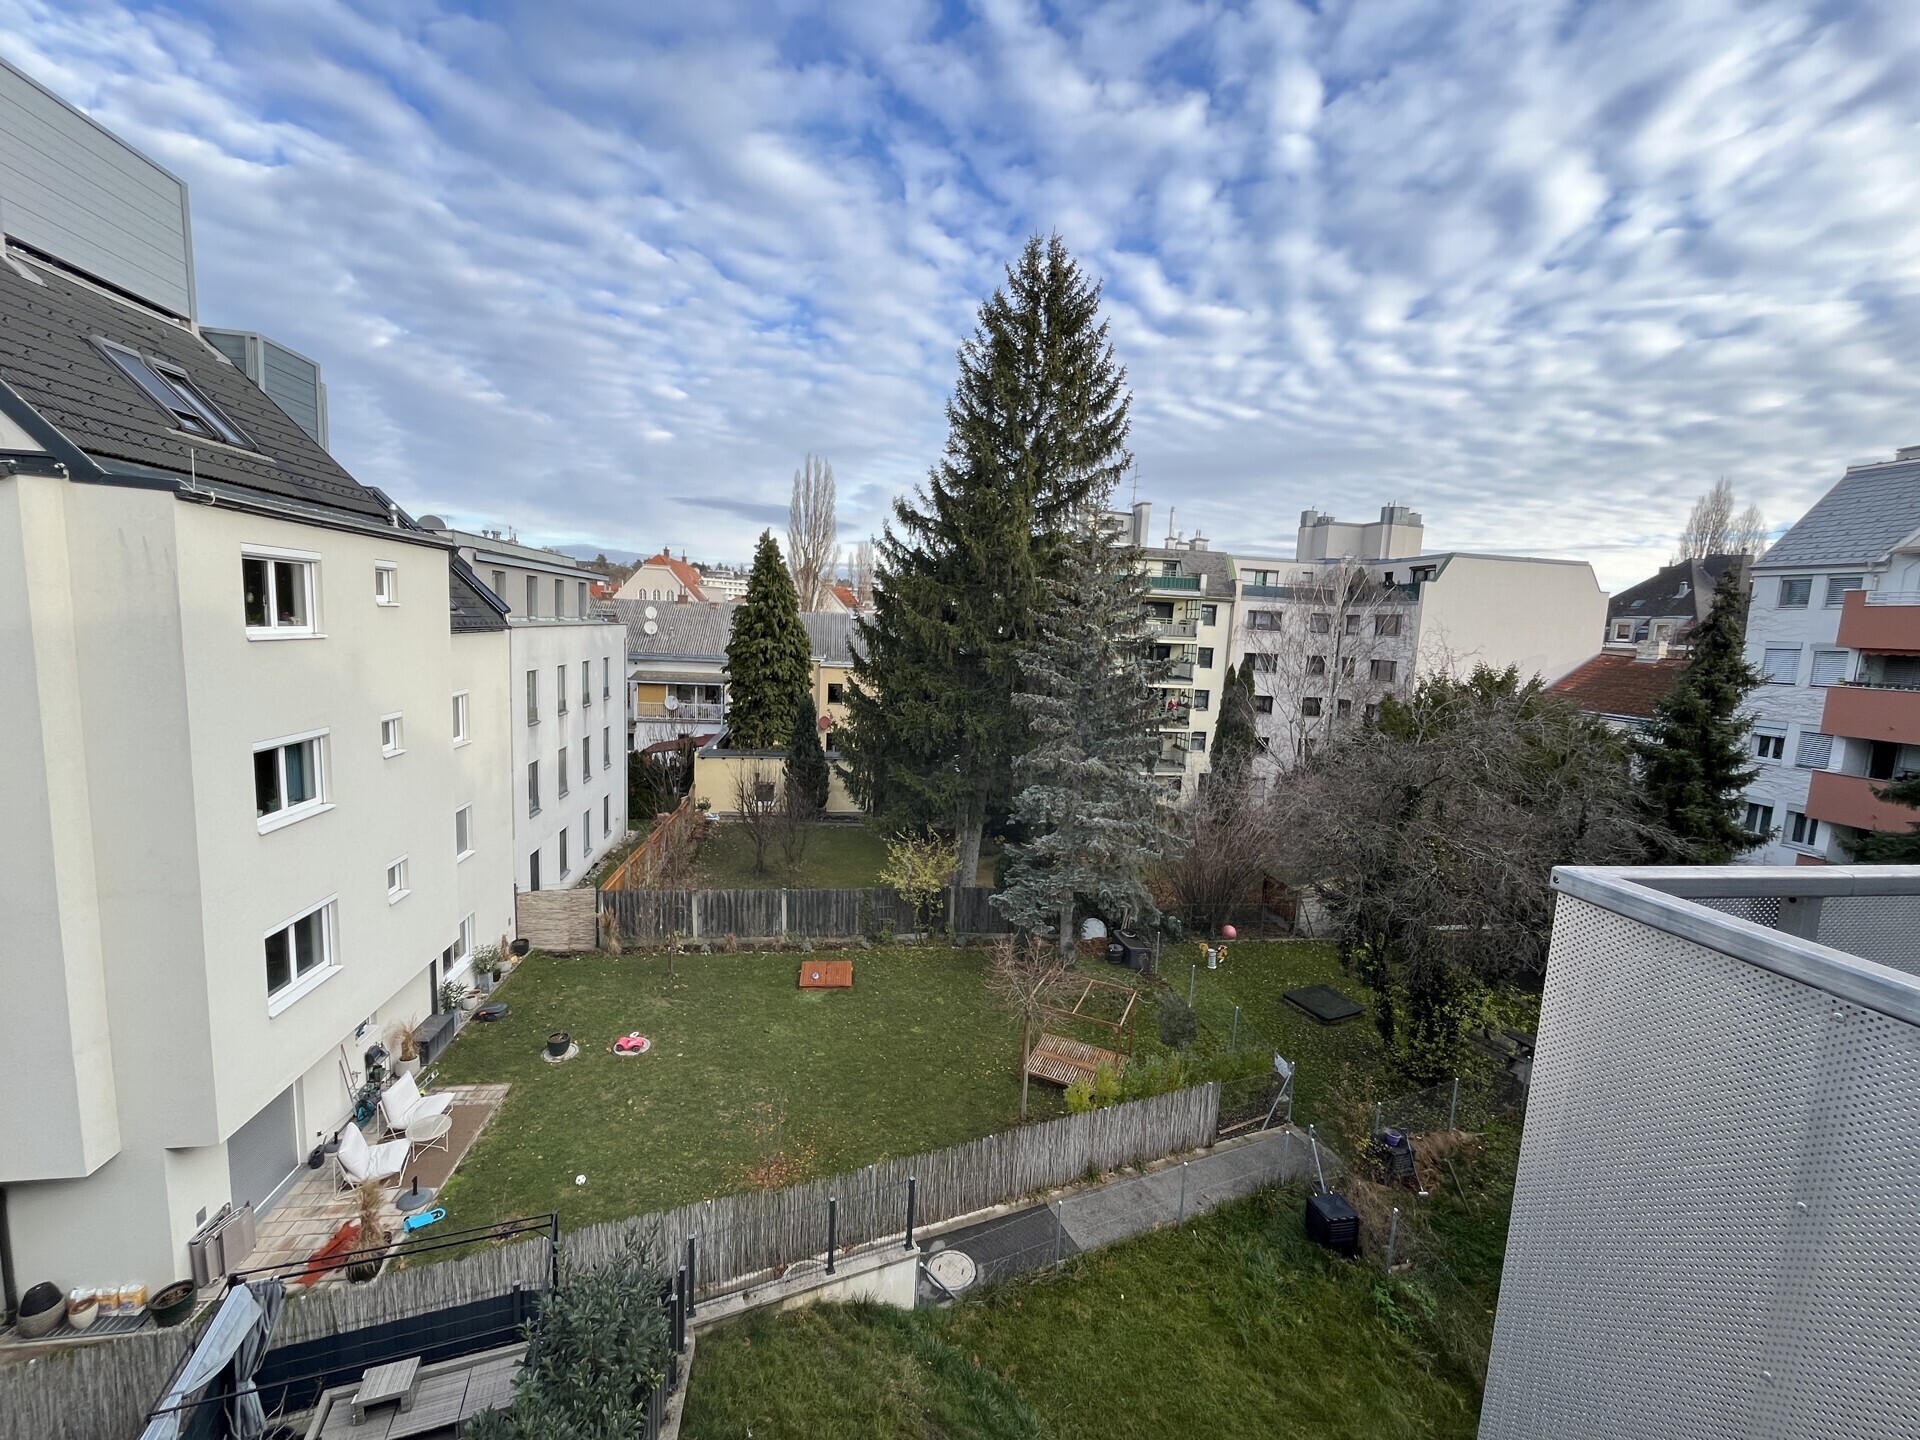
[0,1326,193,1440]
[601,793,700,892]
[598,885,1003,946]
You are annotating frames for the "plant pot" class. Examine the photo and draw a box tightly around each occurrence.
[17,1282,64,1338]
[148,1281,198,1329]
[546,1031,571,1058]
[510,938,531,957]
[395,1056,420,1078]
[477,970,495,995]
[65,1298,98,1332]
[347,1232,391,1284]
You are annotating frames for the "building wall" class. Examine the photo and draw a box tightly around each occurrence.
[692,748,860,816]
[511,619,629,889]
[616,561,704,603]
[452,625,517,964]
[1411,555,1604,685]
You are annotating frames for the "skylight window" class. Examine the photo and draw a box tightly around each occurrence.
[98,339,250,447]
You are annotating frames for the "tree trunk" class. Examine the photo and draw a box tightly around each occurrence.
[953,788,985,888]
[1058,896,1076,962]
[1018,1013,1032,1121]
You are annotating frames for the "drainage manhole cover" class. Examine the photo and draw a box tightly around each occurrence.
[926,1250,977,1292]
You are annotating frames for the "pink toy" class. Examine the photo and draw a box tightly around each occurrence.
[1221,925,1238,940]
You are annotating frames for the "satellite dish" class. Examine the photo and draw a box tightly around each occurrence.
[644,605,658,620]
[643,620,658,636]
[663,695,679,710]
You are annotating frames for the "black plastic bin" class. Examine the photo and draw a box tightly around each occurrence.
[1305,1192,1360,1257]
[1105,934,1150,969]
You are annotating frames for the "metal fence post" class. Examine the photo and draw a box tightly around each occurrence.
[684,1236,697,1318]
[904,1175,917,1251]
[1386,1207,1401,1269]
[1308,1124,1329,1195]
[1178,1161,1189,1223]
[826,1196,837,1275]
[1230,1005,1240,1053]
[675,1266,688,1354]
[1188,964,1196,1006]
[1052,1203,1063,1266]
[1448,1076,1460,1132]
[1282,1129,1292,1175]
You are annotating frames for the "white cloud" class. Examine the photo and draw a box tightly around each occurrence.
[3,0,1917,586]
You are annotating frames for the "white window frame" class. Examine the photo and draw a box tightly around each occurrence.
[1761,647,1801,685]
[1611,619,1635,642]
[374,562,399,606]
[1753,729,1786,762]
[1824,575,1865,607]
[445,914,476,982]
[264,896,339,1016]
[603,794,611,837]
[242,546,321,639]
[1743,802,1774,838]
[455,803,474,861]
[559,745,570,798]
[1778,577,1812,609]
[380,712,406,757]
[1810,650,1851,688]
[386,855,411,904]
[254,727,331,834]
[1787,810,1822,850]
[452,691,471,746]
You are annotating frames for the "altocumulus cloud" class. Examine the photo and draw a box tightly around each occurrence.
[5,0,1919,589]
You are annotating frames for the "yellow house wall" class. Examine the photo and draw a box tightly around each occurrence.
[693,749,860,816]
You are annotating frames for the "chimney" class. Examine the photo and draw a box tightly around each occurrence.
[1132,500,1151,547]
[1190,533,1209,552]
[1164,506,1177,548]
[1897,445,1920,462]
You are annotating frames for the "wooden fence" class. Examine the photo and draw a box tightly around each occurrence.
[601,792,701,892]
[599,885,1010,945]
[564,1082,1221,1291]
[515,888,598,952]
[0,1239,552,1440]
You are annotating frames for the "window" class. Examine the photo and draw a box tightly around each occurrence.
[559,747,570,797]
[1344,613,1362,635]
[1611,619,1635,642]
[1370,658,1398,682]
[754,779,777,804]
[491,569,506,599]
[1825,575,1865,607]
[826,682,846,704]
[1251,653,1279,673]
[1301,696,1323,717]
[579,581,589,615]
[558,665,569,714]
[452,692,471,745]
[1778,577,1812,608]
[1193,689,1211,711]
[555,578,566,617]
[1743,802,1774,837]
[1810,650,1851,687]
[374,563,397,605]
[1375,613,1402,637]
[101,340,249,445]
[559,826,570,876]
[603,727,611,768]
[582,743,591,785]
[1364,702,1380,724]
[1197,647,1214,667]
[455,804,473,860]
[1754,730,1786,761]
[1200,604,1218,626]
[254,732,326,829]
[1340,656,1356,678]
[524,575,540,617]
[583,809,593,857]
[1160,560,1179,577]
[1794,731,1834,770]
[264,900,333,1010]
[380,713,404,757]
[527,669,539,724]
[1761,647,1800,684]
[528,760,540,816]
[1788,811,1821,848]
[242,553,315,633]
[583,664,592,709]
[603,658,611,700]
[448,915,475,979]
[385,856,410,903]
[1306,655,1327,677]
[1247,609,1281,631]
[1310,613,1331,634]
[1336,697,1353,718]
[1254,695,1274,714]
[528,849,541,891]
[1244,570,1278,587]
[1190,731,1207,752]
[602,794,611,836]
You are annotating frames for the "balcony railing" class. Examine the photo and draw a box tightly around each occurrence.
[633,702,727,721]
[1865,590,1920,606]
[1148,574,1202,592]
[1147,617,1199,638]
[1159,661,1196,684]
[1820,682,1920,748]
[1158,702,1193,727]
[1804,768,1920,833]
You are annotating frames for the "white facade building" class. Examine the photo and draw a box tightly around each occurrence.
[423,525,629,890]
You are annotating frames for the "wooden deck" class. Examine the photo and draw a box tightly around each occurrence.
[798,960,853,989]
[1026,1033,1130,1088]
[312,1345,523,1438]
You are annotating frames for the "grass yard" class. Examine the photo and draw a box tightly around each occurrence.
[428,946,1061,1231]
[690,820,1003,889]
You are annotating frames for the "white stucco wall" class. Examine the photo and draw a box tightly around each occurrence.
[510,619,629,889]
[1412,555,1606,686]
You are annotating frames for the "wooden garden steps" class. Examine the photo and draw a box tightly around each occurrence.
[1026,1033,1129,1088]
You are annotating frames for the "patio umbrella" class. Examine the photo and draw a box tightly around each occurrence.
[226,1278,286,1440]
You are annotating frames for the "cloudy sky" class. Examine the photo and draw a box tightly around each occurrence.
[6,0,1918,591]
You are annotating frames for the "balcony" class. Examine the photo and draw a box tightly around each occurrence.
[1804,769,1920,834]
[1821,682,1920,748]
[633,701,727,722]
[1158,660,1196,684]
[1153,752,1189,775]
[1835,588,1920,655]
[1158,700,1193,728]
[1148,573,1202,592]
[1146,616,1199,638]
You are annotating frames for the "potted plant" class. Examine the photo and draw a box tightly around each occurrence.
[546,1030,572,1058]
[147,1280,198,1329]
[438,979,465,1016]
[474,945,500,995]
[510,938,531,957]
[16,1281,65,1338]
[346,1180,391,1283]
[385,1020,422,1078]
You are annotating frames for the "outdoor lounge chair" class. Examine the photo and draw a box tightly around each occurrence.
[336,1121,408,1188]
[379,1071,454,1134]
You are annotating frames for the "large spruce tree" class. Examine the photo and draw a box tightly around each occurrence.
[994,509,1172,956]
[1208,656,1259,796]
[841,235,1132,882]
[1636,572,1764,861]
[725,531,812,750]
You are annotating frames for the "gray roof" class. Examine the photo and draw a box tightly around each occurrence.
[608,598,855,665]
[450,557,510,634]
[1608,555,1742,624]
[1143,545,1235,590]
[0,252,389,520]
[1758,457,1920,570]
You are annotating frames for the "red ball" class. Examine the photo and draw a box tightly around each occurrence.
[1220,925,1238,940]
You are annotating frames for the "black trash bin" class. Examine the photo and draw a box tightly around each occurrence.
[1105,933,1149,969]
[1305,1192,1360,1257]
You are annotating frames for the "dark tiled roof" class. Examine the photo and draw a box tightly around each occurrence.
[1608,555,1742,624]
[450,556,509,633]
[1759,457,1920,569]
[1551,652,1689,721]
[0,253,388,520]
[1142,545,1234,590]
[610,598,854,664]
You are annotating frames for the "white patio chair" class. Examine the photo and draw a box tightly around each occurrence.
[379,1072,454,1135]
[336,1122,408,1188]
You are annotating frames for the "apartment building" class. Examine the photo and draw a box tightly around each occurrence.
[1739,449,1920,863]
[420,523,628,890]
[1233,506,1605,768]
[0,242,516,1290]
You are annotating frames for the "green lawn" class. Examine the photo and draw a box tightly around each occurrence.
[691,822,893,888]
[428,947,1061,1231]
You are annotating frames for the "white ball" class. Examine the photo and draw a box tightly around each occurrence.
[575,1174,586,1186]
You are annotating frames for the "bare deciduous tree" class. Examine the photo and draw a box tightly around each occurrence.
[1153,795,1277,935]
[1674,477,1769,561]
[787,455,838,611]
[850,538,875,608]
[985,933,1075,1121]
[731,763,781,875]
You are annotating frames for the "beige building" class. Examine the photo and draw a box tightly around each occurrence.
[615,549,711,603]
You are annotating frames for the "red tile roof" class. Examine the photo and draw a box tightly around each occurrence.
[641,551,709,600]
[1551,652,1689,721]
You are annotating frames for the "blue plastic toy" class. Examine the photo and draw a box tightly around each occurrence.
[402,1207,446,1232]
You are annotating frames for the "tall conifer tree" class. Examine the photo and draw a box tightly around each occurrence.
[1636,572,1764,861]
[842,236,1132,881]
[726,531,812,749]
[1209,656,1259,796]
[994,510,1173,956]
[782,684,831,812]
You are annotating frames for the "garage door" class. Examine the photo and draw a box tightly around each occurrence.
[227,1085,299,1217]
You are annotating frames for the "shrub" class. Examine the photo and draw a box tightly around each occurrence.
[1064,1075,1094,1114]
[1157,993,1198,1049]
[1092,1062,1121,1109]
[880,831,958,933]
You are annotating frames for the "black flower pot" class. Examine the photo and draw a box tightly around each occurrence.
[511,939,531,957]
[149,1280,198,1328]
[546,1031,571,1058]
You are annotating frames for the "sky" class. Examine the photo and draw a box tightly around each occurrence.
[4,0,1918,593]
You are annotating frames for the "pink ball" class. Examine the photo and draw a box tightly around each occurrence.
[1220,925,1238,940]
